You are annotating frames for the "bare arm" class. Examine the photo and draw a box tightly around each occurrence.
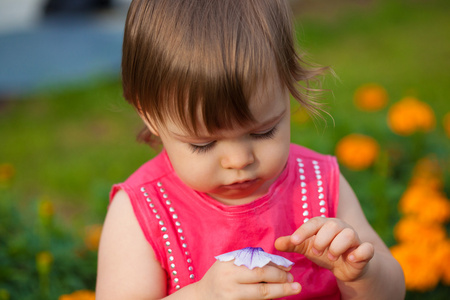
[335,173,405,299]
[96,190,166,299]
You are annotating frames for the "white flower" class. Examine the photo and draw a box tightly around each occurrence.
[215,247,294,269]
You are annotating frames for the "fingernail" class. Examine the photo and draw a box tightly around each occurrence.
[291,282,301,291]
[287,273,294,282]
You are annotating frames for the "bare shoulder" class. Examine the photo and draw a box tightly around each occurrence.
[336,173,389,252]
[96,189,166,299]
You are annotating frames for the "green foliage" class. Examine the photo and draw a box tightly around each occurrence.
[0,192,97,299]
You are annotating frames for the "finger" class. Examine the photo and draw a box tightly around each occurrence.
[328,227,360,261]
[311,219,347,255]
[266,261,292,272]
[275,235,309,256]
[290,217,328,245]
[246,282,301,299]
[239,265,293,284]
[348,242,374,264]
[274,235,294,252]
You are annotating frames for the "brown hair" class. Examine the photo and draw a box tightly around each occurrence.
[122,0,325,146]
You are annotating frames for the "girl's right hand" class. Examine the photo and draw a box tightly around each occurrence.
[193,260,301,300]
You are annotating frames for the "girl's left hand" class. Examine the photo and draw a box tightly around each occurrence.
[274,217,375,283]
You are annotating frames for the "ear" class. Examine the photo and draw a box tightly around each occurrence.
[137,112,160,137]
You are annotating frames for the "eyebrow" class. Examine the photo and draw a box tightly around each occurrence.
[172,108,287,140]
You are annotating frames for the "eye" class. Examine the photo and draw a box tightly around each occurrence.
[250,126,278,140]
[189,141,216,154]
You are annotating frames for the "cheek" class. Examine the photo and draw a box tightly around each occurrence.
[258,129,290,175]
[169,154,216,191]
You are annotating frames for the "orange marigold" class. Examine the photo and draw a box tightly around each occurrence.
[84,224,103,251]
[410,156,443,190]
[0,163,15,187]
[399,185,450,224]
[444,111,450,138]
[387,97,435,136]
[390,243,441,291]
[393,217,446,244]
[335,134,379,170]
[59,290,95,300]
[436,240,450,285]
[353,83,388,111]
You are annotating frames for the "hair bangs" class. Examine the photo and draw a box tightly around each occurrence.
[133,0,280,136]
[122,0,327,146]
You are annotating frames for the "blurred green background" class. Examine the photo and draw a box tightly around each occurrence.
[1,0,449,299]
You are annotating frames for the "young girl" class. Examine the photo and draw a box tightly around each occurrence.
[96,0,405,299]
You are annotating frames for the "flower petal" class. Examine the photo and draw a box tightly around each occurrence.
[264,252,295,268]
[214,249,242,262]
[215,247,294,269]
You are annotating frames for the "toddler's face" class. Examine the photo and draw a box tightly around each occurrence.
[151,79,291,205]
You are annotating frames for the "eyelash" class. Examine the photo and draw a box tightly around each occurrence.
[188,126,278,154]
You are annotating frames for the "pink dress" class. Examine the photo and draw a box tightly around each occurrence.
[110,144,341,299]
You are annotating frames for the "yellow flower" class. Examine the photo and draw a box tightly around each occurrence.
[393,217,446,244]
[387,97,435,136]
[84,225,103,251]
[291,107,310,125]
[0,289,10,300]
[390,243,441,291]
[38,197,54,227]
[59,290,95,300]
[444,111,450,138]
[38,197,54,218]
[335,134,379,170]
[36,251,53,276]
[353,83,388,111]
[399,185,450,224]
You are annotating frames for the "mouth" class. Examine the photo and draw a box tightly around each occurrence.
[222,179,259,190]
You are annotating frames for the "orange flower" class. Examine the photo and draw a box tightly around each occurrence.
[393,217,446,244]
[0,163,15,188]
[390,243,441,291]
[387,97,435,136]
[84,224,103,251]
[399,185,450,224]
[59,290,95,300]
[335,134,379,170]
[410,156,443,190]
[436,241,450,285]
[353,83,388,111]
[444,111,450,138]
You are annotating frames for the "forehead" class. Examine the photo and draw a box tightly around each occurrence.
[247,77,288,119]
[167,78,289,137]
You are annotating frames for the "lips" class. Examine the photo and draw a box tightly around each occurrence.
[222,179,259,190]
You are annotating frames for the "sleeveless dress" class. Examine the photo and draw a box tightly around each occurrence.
[110,144,341,299]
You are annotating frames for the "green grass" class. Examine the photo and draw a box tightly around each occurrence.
[0,80,155,225]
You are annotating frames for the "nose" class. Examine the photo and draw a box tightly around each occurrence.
[220,141,255,170]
